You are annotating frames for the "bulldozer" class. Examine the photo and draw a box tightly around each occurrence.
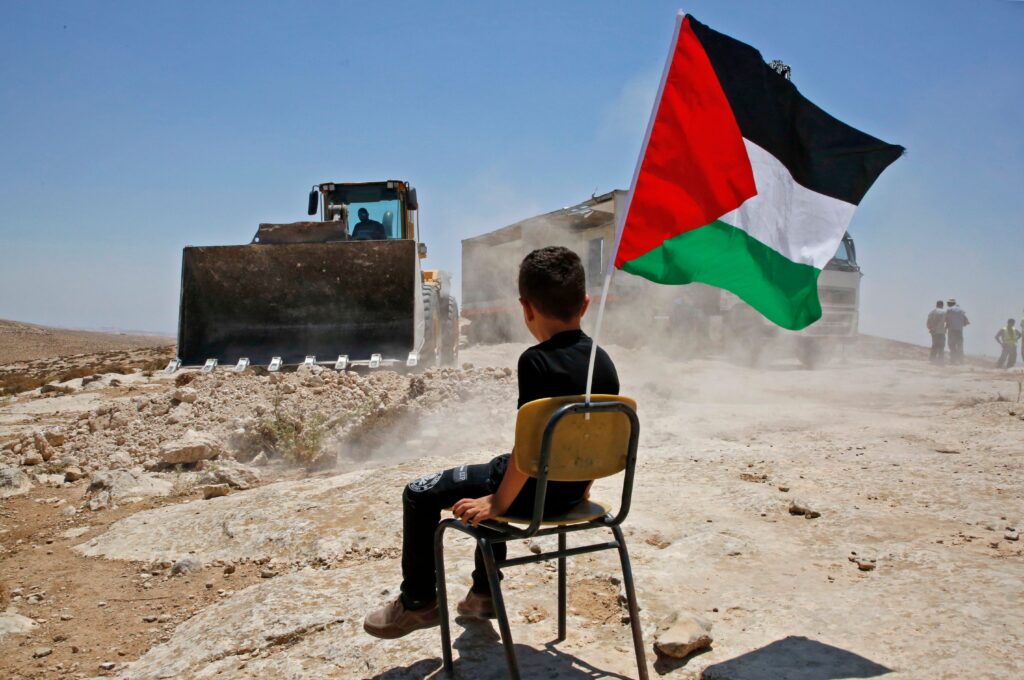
[172,180,459,372]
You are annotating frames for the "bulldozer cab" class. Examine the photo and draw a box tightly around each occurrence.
[308,180,417,241]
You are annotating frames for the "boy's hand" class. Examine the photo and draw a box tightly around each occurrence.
[452,495,501,527]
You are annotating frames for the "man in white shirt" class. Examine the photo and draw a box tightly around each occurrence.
[926,300,946,364]
[945,299,970,365]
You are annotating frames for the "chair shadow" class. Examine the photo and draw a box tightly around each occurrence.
[698,635,892,680]
[370,657,444,679]
[370,616,635,679]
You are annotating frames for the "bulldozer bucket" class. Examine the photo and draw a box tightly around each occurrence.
[177,240,417,366]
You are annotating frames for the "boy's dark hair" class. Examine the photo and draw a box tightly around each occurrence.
[518,246,586,321]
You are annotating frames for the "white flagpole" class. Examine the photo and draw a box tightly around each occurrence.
[584,10,687,405]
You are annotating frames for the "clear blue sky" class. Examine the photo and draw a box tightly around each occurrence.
[2,0,1021,351]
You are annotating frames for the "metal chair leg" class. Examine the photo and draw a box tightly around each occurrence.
[612,524,649,680]
[480,537,520,680]
[434,520,455,677]
[557,531,567,642]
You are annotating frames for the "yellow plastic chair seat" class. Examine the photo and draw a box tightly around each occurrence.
[495,499,611,527]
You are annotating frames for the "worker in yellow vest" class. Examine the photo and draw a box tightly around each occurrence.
[995,318,1021,369]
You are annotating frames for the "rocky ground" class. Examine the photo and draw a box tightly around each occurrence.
[1,339,1022,679]
[0,319,172,366]
[0,319,174,397]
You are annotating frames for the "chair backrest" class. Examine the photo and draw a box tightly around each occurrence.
[513,395,638,482]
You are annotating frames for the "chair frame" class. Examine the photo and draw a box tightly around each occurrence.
[434,400,648,679]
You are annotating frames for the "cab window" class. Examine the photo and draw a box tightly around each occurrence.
[349,200,401,240]
[323,184,404,240]
[832,239,854,264]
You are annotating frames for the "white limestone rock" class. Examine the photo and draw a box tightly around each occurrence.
[1,466,32,498]
[654,611,713,659]
[159,430,223,466]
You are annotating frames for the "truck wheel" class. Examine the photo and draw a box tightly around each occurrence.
[796,337,834,369]
[724,306,764,367]
[421,285,441,366]
[441,298,459,366]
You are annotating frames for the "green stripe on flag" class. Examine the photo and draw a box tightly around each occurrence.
[620,220,823,330]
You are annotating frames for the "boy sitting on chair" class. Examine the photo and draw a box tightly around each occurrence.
[364,246,619,639]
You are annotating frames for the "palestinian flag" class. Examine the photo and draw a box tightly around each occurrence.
[614,15,903,330]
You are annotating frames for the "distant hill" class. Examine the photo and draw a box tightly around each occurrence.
[0,319,173,365]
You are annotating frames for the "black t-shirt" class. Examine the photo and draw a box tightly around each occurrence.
[517,329,619,408]
[498,329,619,515]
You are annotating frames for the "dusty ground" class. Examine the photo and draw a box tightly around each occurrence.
[1,339,1023,679]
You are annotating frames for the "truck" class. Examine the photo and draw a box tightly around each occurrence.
[461,189,860,367]
[174,180,459,372]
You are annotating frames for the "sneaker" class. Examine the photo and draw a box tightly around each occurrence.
[363,597,440,639]
[457,589,496,619]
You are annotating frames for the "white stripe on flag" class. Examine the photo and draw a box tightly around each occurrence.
[720,139,858,270]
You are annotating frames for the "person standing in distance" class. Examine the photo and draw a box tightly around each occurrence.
[995,318,1021,369]
[926,300,946,364]
[945,299,970,365]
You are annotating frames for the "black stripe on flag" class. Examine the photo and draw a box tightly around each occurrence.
[687,16,903,206]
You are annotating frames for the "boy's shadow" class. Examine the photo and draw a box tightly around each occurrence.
[369,616,634,679]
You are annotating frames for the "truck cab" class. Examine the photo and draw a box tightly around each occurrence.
[810,233,861,338]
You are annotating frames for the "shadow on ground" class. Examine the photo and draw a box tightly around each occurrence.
[372,617,635,679]
[700,636,892,680]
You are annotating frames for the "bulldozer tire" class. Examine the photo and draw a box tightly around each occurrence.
[442,298,459,366]
[421,285,441,367]
[796,337,835,369]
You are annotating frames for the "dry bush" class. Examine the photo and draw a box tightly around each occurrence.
[256,397,329,468]
[0,374,45,396]
[41,460,68,474]
[57,366,110,382]
[136,356,171,373]
[0,355,171,396]
[170,469,197,497]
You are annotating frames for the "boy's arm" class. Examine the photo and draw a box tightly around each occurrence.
[452,453,528,527]
[453,350,544,527]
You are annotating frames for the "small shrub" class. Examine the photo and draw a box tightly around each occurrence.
[41,460,68,474]
[0,353,173,396]
[57,366,101,383]
[0,374,46,395]
[170,471,196,497]
[256,397,329,468]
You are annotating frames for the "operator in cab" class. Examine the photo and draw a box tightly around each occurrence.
[352,207,387,241]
